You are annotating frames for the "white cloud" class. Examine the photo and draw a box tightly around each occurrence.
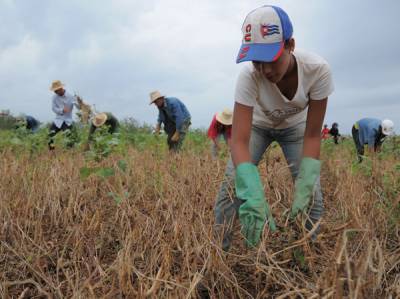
[0,35,42,72]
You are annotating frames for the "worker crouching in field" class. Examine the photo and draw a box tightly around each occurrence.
[48,80,80,150]
[84,112,119,149]
[150,91,191,152]
[321,124,330,140]
[352,118,394,163]
[207,108,233,159]
[214,5,334,250]
[330,122,340,144]
[16,115,40,132]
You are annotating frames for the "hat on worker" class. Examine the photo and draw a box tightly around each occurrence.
[381,119,394,136]
[236,5,293,63]
[50,80,65,91]
[149,91,164,105]
[92,113,108,127]
[216,108,233,126]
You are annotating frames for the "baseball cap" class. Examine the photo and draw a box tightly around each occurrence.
[381,119,394,136]
[236,5,293,63]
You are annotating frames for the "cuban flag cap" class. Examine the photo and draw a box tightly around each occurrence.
[236,5,293,63]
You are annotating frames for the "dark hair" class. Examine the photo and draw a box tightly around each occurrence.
[284,39,292,48]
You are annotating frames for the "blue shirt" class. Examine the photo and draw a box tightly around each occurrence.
[52,91,79,128]
[356,118,383,148]
[26,115,39,132]
[157,97,191,132]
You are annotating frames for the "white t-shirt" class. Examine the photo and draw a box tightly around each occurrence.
[234,49,334,129]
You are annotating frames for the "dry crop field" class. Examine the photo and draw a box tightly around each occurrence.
[1,127,400,298]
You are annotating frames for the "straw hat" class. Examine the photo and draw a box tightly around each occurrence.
[92,113,108,127]
[216,108,233,126]
[149,91,164,105]
[50,80,65,91]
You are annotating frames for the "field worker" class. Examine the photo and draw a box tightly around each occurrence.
[16,115,40,132]
[330,122,340,144]
[86,112,119,145]
[321,124,330,140]
[214,5,334,250]
[48,80,80,150]
[352,118,394,162]
[150,91,191,152]
[207,108,233,158]
[26,115,40,132]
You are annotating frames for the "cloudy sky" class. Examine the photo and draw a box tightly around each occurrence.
[1,0,399,133]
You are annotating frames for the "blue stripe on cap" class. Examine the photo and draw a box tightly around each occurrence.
[271,6,293,41]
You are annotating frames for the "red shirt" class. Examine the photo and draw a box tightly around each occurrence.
[207,114,232,140]
[321,128,330,139]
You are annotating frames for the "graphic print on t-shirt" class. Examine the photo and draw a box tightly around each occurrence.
[261,106,305,121]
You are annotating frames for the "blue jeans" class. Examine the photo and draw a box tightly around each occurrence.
[166,118,191,152]
[214,122,323,250]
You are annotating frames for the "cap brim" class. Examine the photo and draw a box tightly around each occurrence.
[382,130,393,136]
[236,42,284,63]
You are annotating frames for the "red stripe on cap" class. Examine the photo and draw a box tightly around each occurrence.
[272,42,284,61]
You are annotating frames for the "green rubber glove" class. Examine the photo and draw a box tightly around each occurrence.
[236,163,276,247]
[290,157,321,219]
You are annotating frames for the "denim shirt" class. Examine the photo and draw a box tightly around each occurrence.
[52,91,79,128]
[157,97,191,132]
[357,118,383,148]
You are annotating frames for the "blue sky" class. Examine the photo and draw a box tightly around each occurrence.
[1,0,399,133]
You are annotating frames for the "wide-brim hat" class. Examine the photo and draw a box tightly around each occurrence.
[236,5,293,63]
[50,80,65,91]
[149,91,164,105]
[216,108,233,126]
[92,113,108,127]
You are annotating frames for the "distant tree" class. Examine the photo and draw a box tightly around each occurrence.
[0,110,16,130]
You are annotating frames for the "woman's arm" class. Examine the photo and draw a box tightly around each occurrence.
[231,102,277,244]
[290,98,328,219]
[230,102,254,166]
[303,98,328,159]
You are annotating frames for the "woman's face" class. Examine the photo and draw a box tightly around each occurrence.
[252,39,295,84]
